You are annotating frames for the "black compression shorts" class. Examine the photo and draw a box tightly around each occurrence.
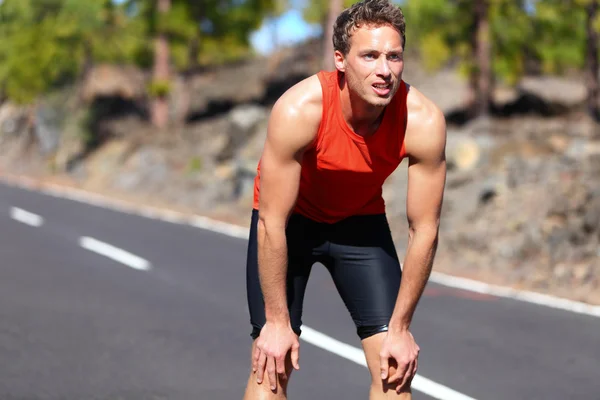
[246,209,403,341]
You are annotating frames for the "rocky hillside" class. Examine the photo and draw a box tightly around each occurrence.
[1,39,599,305]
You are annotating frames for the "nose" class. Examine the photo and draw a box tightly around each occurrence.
[375,55,391,77]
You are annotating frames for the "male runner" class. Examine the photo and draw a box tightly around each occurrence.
[244,0,447,398]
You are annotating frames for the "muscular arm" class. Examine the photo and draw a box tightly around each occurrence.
[389,94,447,333]
[257,80,321,324]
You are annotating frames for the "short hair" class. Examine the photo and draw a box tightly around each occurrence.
[333,0,406,55]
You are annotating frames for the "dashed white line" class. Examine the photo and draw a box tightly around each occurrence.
[79,236,151,271]
[10,207,44,227]
[300,326,478,400]
[5,175,597,318]
[2,174,597,400]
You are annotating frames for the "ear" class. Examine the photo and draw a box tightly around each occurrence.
[334,50,346,72]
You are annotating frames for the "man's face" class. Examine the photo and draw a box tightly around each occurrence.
[336,24,404,108]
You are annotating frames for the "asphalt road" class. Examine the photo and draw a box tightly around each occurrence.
[0,181,599,400]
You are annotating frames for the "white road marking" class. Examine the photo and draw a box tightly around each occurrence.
[10,207,44,227]
[300,326,478,400]
[2,174,600,317]
[79,236,151,271]
[428,272,600,317]
[4,174,600,399]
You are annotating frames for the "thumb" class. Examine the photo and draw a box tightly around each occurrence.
[380,353,389,380]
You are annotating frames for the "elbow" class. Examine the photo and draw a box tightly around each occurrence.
[408,220,440,243]
[257,213,287,239]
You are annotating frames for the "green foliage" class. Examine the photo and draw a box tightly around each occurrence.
[0,0,278,104]
[187,156,203,173]
[0,0,141,104]
[531,0,586,75]
[147,79,171,98]
[303,0,357,26]
[403,0,596,86]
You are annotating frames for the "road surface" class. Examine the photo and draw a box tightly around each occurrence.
[0,181,599,400]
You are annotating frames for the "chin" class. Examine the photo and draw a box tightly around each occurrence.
[368,95,393,108]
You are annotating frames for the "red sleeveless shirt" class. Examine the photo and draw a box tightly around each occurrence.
[252,70,408,223]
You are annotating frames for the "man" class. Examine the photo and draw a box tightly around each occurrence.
[244,0,446,398]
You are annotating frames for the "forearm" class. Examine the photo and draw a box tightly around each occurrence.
[257,217,290,324]
[389,227,438,332]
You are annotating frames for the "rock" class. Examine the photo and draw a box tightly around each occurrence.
[573,263,592,283]
[553,263,570,280]
[519,76,586,108]
[0,103,27,136]
[229,104,267,135]
[583,198,600,233]
[216,104,268,162]
[446,134,482,172]
[82,64,146,102]
[548,135,570,153]
[34,104,61,155]
[215,162,236,180]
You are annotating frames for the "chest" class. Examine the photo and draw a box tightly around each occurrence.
[313,131,402,186]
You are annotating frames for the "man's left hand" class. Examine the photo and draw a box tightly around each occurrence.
[379,329,420,393]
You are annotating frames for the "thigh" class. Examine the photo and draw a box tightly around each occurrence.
[246,210,318,339]
[327,214,402,340]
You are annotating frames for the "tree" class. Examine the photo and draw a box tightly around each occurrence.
[403,0,533,118]
[472,0,492,117]
[0,0,138,105]
[323,0,343,71]
[584,0,599,119]
[303,0,356,70]
[152,0,171,129]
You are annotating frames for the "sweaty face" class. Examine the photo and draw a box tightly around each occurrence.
[338,24,404,108]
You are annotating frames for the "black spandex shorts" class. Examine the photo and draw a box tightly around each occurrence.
[246,209,402,341]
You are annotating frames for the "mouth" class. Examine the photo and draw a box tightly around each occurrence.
[372,82,392,96]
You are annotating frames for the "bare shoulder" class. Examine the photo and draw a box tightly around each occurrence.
[267,74,324,151]
[403,83,447,162]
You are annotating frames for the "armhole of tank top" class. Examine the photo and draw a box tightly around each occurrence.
[310,71,329,152]
[398,81,409,160]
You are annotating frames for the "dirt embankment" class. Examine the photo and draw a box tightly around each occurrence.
[1,40,599,305]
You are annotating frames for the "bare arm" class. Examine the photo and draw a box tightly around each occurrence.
[252,79,322,389]
[257,79,321,325]
[389,94,447,333]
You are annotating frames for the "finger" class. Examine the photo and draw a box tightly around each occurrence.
[291,342,300,370]
[396,360,414,393]
[256,351,267,384]
[267,356,277,391]
[252,345,261,372]
[388,359,409,383]
[276,353,287,380]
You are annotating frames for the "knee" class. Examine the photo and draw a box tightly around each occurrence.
[369,363,412,396]
[370,379,412,397]
[246,342,295,396]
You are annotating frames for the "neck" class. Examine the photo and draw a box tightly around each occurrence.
[338,74,385,137]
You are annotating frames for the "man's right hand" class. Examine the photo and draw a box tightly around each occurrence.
[253,321,300,391]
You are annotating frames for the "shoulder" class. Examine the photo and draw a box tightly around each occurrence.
[267,73,324,150]
[403,83,447,162]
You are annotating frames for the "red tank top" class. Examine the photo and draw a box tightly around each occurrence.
[253,70,408,223]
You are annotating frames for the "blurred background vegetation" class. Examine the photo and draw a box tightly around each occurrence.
[1,1,600,303]
[1,0,599,124]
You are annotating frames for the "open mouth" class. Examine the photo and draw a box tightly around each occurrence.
[372,83,391,96]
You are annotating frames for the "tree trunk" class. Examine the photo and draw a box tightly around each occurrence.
[470,0,492,118]
[585,0,599,121]
[175,31,200,125]
[151,0,171,129]
[323,0,342,71]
